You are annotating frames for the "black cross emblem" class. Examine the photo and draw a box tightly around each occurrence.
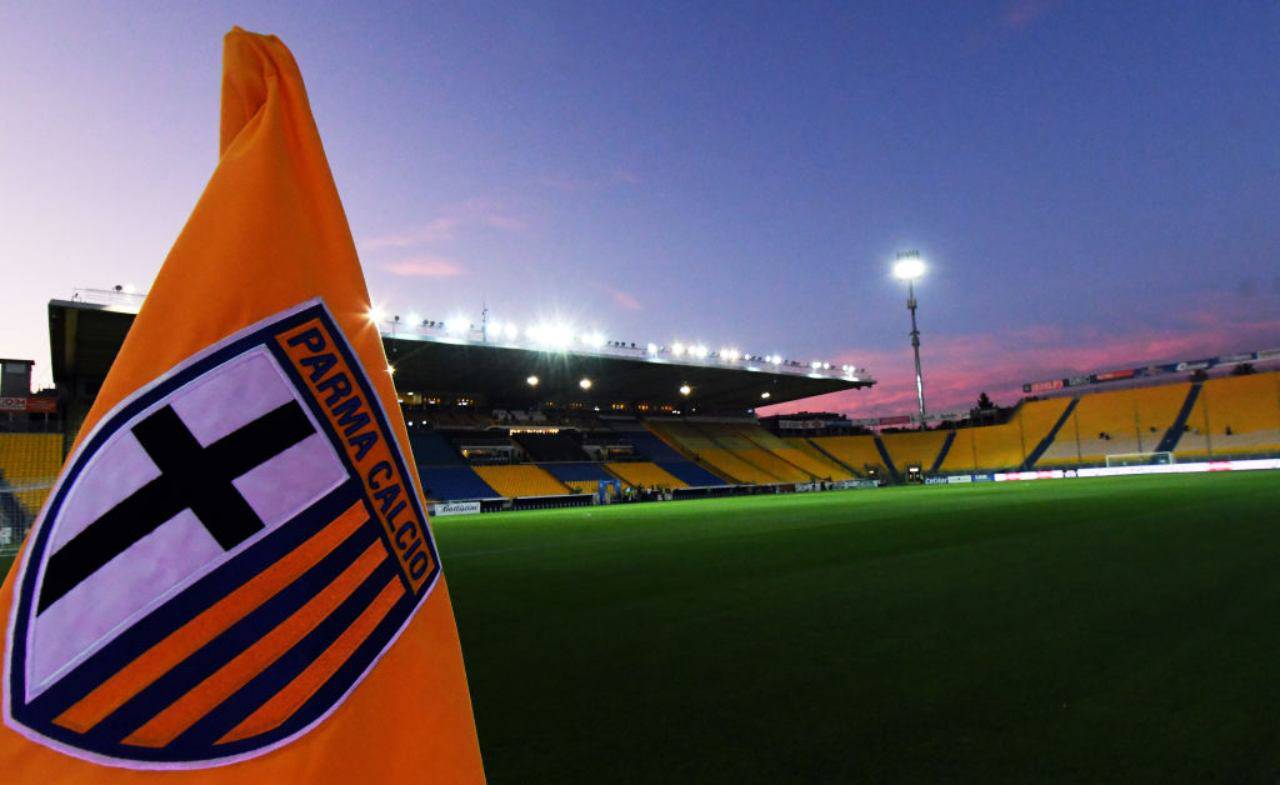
[38,401,314,613]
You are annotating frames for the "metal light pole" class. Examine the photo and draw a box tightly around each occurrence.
[894,251,927,425]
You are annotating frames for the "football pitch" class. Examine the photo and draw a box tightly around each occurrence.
[438,473,1280,784]
[2,472,1279,781]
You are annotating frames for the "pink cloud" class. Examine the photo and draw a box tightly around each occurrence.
[360,217,459,250]
[359,199,525,251]
[605,287,642,312]
[383,255,465,278]
[762,310,1280,420]
[1003,0,1060,30]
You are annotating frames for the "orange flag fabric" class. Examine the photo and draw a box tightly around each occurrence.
[0,28,485,782]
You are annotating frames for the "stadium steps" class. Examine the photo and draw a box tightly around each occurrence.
[872,435,901,484]
[418,466,500,502]
[880,430,949,474]
[803,438,862,477]
[929,431,955,473]
[1021,397,1080,469]
[1155,383,1202,453]
[605,462,688,489]
[692,423,808,483]
[656,460,729,487]
[643,422,747,484]
[473,465,573,498]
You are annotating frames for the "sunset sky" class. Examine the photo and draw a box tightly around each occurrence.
[2,2,1277,416]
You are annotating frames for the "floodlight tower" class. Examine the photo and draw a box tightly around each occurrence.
[893,250,928,425]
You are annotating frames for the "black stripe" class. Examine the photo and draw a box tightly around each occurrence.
[85,523,378,745]
[26,481,363,721]
[171,562,398,748]
[38,401,316,612]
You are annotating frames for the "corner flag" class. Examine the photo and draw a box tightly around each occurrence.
[0,28,486,781]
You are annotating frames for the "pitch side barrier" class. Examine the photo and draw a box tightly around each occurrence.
[988,457,1280,482]
[423,479,887,516]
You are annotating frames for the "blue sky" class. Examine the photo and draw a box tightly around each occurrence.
[2,1,1277,415]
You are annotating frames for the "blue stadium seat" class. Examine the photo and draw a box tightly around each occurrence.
[409,431,466,467]
[620,431,686,462]
[658,460,727,487]
[419,465,499,501]
[542,462,615,482]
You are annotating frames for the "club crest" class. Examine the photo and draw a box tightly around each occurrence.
[4,300,439,768]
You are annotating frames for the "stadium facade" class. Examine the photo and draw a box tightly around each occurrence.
[2,291,1278,540]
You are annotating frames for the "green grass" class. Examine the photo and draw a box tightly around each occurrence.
[3,473,1279,781]
[434,473,1280,783]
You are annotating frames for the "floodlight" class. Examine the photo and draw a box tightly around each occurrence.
[526,375,539,387]
[444,316,468,336]
[892,253,926,281]
[672,342,686,357]
[386,364,396,376]
[647,342,659,355]
[122,283,138,295]
[679,384,692,396]
[369,304,387,323]
[407,311,421,326]
[691,345,708,359]
[504,323,519,340]
[761,391,771,400]
[579,377,593,390]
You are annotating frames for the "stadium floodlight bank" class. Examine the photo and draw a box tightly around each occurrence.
[1104,451,1175,468]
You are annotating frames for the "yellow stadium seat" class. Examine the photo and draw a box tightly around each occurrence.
[604,462,688,489]
[780,438,854,480]
[809,436,883,476]
[879,430,948,471]
[0,433,64,516]
[1041,384,1191,465]
[472,465,571,497]
[1176,372,1280,458]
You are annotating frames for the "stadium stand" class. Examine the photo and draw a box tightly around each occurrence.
[725,423,836,480]
[694,422,811,483]
[473,465,572,497]
[0,433,63,524]
[605,462,688,489]
[1038,383,1191,465]
[780,437,855,480]
[543,462,617,483]
[647,420,781,484]
[1175,371,1280,458]
[408,431,466,466]
[512,432,587,462]
[880,430,949,472]
[419,466,499,501]
[604,423,729,486]
[935,398,1067,472]
[809,435,885,477]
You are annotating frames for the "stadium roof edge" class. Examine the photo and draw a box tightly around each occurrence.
[46,298,874,419]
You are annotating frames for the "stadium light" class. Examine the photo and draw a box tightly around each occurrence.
[503,323,519,340]
[892,253,926,281]
[647,342,659,355]
[760,391,771,400]
[386,364,396,376]
[894,250,928,424]
[444,316,468,336]
[679,384,692,396]
[526,375,539,387]
[579,377,593,390]
[672,342,686,357]
[368,304,387,324]
[407,311,421,326]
